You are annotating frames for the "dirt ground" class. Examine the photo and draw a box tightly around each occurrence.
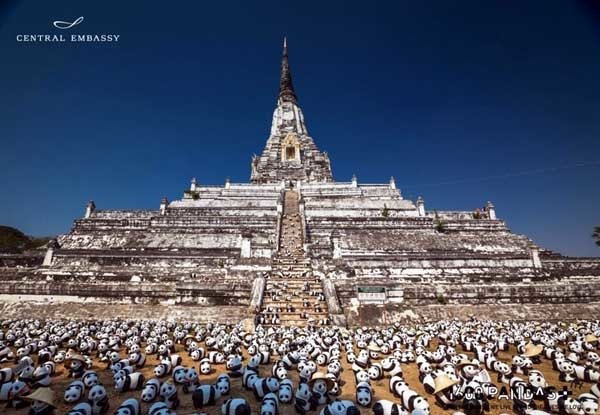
[3,329,592,415]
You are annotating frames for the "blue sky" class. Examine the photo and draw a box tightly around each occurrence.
[0,0,599,256]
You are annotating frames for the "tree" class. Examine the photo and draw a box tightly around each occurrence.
[0,225,52,253]
[593,226,600,247]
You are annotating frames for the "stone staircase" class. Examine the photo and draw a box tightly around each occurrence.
[257,189,330,327]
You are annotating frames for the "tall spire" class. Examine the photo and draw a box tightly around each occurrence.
[279,36,297,104]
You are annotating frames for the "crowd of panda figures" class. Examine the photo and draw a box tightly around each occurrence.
[0,318,599,415]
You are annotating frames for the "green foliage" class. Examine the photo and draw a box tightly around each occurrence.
[593,226,600,247]
[472,210,482,220]
[381,204,390,218]
[436,292,447,304]
[433,210,446,233]
[0,225,52,253]
[184,190,200,200]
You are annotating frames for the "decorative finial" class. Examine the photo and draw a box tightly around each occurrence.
[279,37,297,104]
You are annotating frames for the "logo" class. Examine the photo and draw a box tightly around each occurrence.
[16,16,120,43]
[52,16,84,30]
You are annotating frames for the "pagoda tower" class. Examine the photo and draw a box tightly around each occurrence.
[250,38,333,184]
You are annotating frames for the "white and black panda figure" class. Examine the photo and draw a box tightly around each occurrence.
[216,374,231,396]
[279,379,294,404]
[113,398,141,415]
[578,393,599,415]
[68,355,87,378]
[88,384,109,415]
[190,348,205,361]
[199,358,212,375]
[592,383,600,399]
[192,384,221,409]
[368,364,384,381]
[527,369,548,401]
[208,351,226,364]
[254,377,280,400]
[356,381,373,408]
[510,377,536,415]
[355,350,370,369]
[128,352,146,369]
[295,382,317,415]
[227,355,244,377]
[159,381,179,410]
[262,392,279,415]
[355,370,370,385]
[381,358,402,378]
[26,387,56,415]
[64,380,85,403]
[282,351,300,370]
[141,378,161,403]
[243,368,260,390]
[222,398,252,415]
[389,375,408,398]
[575,365,600,382]
[320,400,360,415]
[544,393,582,415]
[0,367,14,384]
[372,399,407,415]
[556,359,577,383]
[153,362,172,378]
[148,401,171,415]
[115,372,145,393]
[32,365,51,387]
[400,387,430,415]
[272,362,288,380]
[66,402,92,415]
[460,383,489,415]
[310,373,333,405]
[327,373,341,397]
[172,366,186,385]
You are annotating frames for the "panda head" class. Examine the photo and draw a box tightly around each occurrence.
[355,382,372,407]
[419,362,432,375]
[160,382,176,398]
[528,370,547,388]
[141,379,160,402]
[579,393,599,415]
[413,395,431,414]
[114,376,127,391]
[172,366,186,384]
[186,367,199,384]
[327,361,341,376]
[200,358,212,374]
[278,380,294,403]
[154,364,167,378]
[355,370,370,384]
[88,384,107,402]
[494,361,511,375]
[63,381,84,403]
[558,360,575,374]
[368,365,382,380]
[82,370,99,388]
[296,382,311,399]
[274,365,288,380]
[216,374,230,395]
[227,355,242,370]
[266,377,280,392]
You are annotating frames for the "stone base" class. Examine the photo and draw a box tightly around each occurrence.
[0,301,251,322]
[345,302,600,326]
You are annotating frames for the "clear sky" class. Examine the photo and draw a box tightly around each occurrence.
[0,0,599,256]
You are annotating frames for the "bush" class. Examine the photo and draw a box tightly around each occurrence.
[381,204,390,218]
[436,292,447,304]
